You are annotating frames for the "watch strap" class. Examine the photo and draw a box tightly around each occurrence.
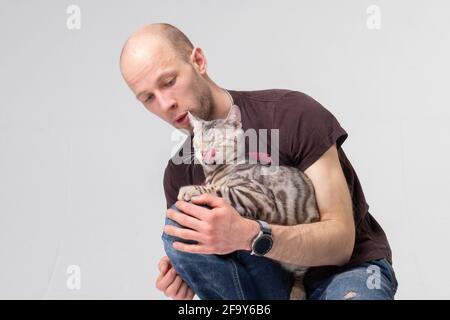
[256,219,271,235]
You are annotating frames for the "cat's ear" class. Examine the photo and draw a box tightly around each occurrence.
[187,111,202,130]
[225,105,242,129]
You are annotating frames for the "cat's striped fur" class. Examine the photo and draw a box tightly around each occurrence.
[177,105,320,300]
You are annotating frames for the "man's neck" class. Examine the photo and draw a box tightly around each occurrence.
[208,85,233,120]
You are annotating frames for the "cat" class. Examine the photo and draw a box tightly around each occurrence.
[177,104,320,300]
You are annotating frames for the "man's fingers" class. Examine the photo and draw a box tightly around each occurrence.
[174,282,187,299]
[172,242,211,254]
[166,208,205,231]
[158,256,171,275]
[163,224,205,243]
[174,282,189,300]
[190,193,224,208]
[174,200,210,220]
[185,287,195,300]
[156,266,177,292]
[165,275,183,297]
[175,280,196,300]
[180,284,195,300]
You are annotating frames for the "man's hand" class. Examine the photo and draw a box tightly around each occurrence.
[163,194,259,254]
[155,256,195,300]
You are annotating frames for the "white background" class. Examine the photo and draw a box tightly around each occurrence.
[1,0,449,299]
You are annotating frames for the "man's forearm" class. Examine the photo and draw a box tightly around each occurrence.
[240,217,355,267]
[266,220,354,267]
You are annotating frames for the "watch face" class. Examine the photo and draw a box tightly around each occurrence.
[253,235,273,255]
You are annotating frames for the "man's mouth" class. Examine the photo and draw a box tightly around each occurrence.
[174,112,188,125]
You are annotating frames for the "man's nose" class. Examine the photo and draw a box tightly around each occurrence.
[157,93,176,111]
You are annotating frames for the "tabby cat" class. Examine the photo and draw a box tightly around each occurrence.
[177,104,320,300]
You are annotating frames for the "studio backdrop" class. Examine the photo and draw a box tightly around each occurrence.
[1,0,449,299]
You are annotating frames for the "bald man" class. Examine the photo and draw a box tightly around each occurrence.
[120,23,397,300]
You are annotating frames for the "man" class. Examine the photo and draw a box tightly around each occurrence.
[120,23,398,300]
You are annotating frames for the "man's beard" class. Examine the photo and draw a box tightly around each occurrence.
[190,73,214,121]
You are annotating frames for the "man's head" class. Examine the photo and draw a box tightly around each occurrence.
[120,23,216,132]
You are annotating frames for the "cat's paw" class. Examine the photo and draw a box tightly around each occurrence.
[177,186,202,202]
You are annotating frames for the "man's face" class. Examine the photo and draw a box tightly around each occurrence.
[121,39,213,133]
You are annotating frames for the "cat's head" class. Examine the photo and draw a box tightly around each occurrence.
[188,104,245,167]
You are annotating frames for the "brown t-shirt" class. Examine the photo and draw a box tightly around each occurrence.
[163,89,393,287]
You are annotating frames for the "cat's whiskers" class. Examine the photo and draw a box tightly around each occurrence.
[179,153,196,164]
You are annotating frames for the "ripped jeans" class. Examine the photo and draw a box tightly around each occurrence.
[162,203,398,300]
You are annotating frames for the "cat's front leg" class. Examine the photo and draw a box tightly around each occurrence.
[177,185,217,202]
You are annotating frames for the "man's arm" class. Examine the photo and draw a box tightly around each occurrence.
[245,143,355,266]
[164,143,355,267]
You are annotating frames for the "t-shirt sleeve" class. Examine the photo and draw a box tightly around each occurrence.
[282,91,348,172]
[163,160,179,209]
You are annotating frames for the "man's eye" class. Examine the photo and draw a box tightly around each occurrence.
[145,95,153,103]
[165,77,176,87]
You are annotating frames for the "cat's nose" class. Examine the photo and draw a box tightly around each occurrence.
[202,148,216,163]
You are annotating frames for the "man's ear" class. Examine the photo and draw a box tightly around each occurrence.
[225,105,242,129]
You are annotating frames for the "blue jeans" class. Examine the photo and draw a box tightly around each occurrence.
[161,204,398,300]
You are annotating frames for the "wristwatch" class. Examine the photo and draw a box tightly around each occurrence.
[250,220,273,256]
